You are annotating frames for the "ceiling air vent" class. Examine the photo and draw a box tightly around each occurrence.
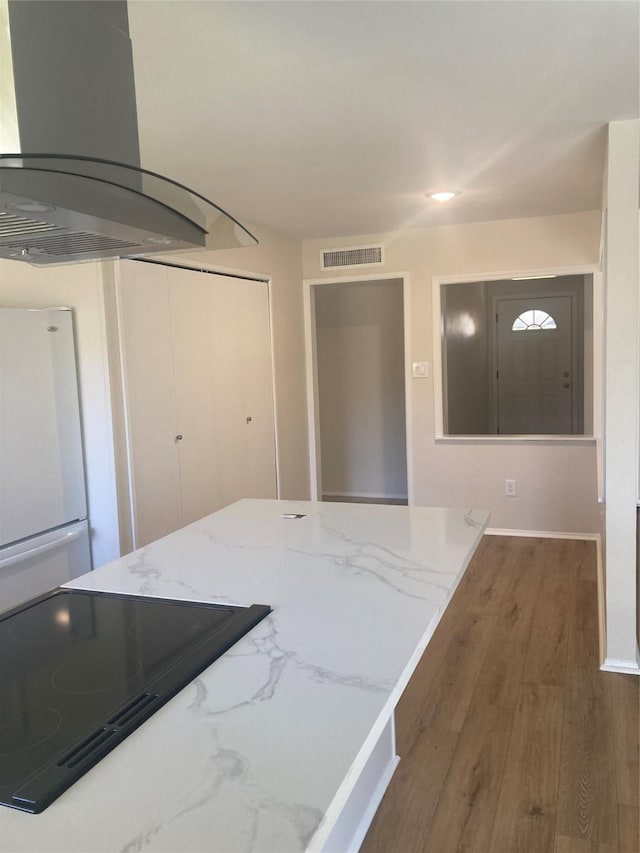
[321,244,384,271]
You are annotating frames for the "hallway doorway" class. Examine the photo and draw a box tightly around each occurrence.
[305,276,410,504]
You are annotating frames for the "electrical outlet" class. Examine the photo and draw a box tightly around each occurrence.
[505,479,517,497]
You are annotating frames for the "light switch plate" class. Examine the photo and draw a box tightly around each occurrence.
[412,362,429,378]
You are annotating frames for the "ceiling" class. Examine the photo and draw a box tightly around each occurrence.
[127,1,639,241]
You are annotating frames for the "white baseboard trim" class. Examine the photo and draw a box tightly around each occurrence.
[601,657,640,676]
[322,490,408,501]
[484,528,599,541]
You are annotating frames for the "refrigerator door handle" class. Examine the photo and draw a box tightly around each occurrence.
[0,529,82,569]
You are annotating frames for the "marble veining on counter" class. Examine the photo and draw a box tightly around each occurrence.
[2,499,489,853]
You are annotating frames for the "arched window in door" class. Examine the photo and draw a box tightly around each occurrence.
[511,309,557,331]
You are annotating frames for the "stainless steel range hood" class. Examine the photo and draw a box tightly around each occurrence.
[0,1,257,265]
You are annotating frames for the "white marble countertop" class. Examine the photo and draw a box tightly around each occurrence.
[2,499,488,853]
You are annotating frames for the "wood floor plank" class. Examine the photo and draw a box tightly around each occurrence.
[396,536,511,754]
[568,578,600,667]
[420,607,497,733]
[522,538,574,687]
[420,702,515,853]
[397,606,499,758]
[571,539,598,581]
[362,725,458,852]
[555,835,618,853]
[471,538,544,708]
[394,601,468,756]
[455,535,515,614]
[556,664,619,848]
[488,683,564,853]
[618,803,640,853]
[607,673,640,809]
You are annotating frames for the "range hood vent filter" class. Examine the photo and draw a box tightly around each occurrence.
[0,212,58,239]
[0,212,139,260]
[1,230,138,259]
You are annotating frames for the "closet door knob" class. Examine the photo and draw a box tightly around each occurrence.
[175,434,183,441]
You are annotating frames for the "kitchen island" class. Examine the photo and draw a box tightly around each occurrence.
[2,499,489,852]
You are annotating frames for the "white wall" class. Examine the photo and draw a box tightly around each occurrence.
[602,119,640,670]
[0,259,120,567]
[314,280,407,499]
[303,211,602,534]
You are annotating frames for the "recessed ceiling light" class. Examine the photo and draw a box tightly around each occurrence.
[428,191,458,202]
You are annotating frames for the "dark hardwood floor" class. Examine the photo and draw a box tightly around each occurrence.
[361,536,640,853]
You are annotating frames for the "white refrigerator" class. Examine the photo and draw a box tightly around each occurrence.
[0,307,92,612]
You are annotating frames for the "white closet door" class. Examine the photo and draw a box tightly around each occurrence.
[117,261,277,548]
[209,275,277,506]
[209,275,249,505]
[117,261,182,546]
[167,266,224,527]
[238,279,278,499]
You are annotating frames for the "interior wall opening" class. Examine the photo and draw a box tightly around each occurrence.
[440,274,593,436]
[313,278,408,504]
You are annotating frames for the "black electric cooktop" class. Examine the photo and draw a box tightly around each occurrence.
[0,589,270,814]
